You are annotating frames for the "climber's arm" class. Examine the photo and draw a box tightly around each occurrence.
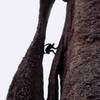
[52,46,58,49]
[44,43,51,46]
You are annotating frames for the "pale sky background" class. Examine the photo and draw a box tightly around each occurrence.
[0,0,66,99]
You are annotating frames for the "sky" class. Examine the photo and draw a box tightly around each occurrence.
[0,0,66,99]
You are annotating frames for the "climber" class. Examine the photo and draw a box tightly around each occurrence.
[44,43,57,54]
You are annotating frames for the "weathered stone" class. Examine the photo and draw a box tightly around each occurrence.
[6,0,55,99]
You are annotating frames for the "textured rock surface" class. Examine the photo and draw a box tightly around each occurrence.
[47,0,100,100]
[6,0,55,99]
[6,17,46,100]
[61,0,100,99]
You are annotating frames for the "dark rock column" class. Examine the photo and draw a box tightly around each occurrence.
[6,0,55,100]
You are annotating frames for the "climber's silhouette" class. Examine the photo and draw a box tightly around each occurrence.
[44,43,57,54]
